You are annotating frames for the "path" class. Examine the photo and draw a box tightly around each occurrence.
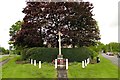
[0,58,10,67]
[101,53,119,67]
[57,66,68,80]
[0,55,10,67]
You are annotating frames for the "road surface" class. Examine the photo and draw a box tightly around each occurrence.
[0,55,9,58]
[101,53,119,67]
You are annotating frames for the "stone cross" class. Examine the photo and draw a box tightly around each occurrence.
[58,31,63,55]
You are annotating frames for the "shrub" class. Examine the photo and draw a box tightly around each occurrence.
[88,48,98,59]
[62,47,91,62]
[21,48,29,60]
[22,47,93,62]
[26,48,58,62]
[11,50,21,55]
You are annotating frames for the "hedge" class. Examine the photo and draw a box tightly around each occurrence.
[21,47,95,62]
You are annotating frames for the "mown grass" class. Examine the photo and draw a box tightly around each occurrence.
[68,55,118,78]
[2,54,119,78]
[2,56,56,78]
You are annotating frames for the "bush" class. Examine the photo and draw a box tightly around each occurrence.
[11,50,21,55]
[22,47,93,62]
[21,48,29,60]
[62,47,91,62]
[25,48,58,62]
[88,48,98,59]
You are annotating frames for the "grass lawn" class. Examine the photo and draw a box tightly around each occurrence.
[1,54,119,78]
[68,55,118,78]
[2,56,56,78]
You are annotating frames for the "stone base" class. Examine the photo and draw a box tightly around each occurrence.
[57,55,63,59]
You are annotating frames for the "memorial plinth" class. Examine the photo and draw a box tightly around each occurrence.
[57,55,63,59]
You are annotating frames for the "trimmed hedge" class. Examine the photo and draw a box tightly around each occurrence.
[22,47,93,62]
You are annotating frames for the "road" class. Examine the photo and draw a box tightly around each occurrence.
[0,55,9,58]
[101,53,119,67]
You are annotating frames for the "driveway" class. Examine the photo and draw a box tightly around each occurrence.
[101,53,119,67]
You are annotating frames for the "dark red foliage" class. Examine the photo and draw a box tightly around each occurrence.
[13,1,100,48]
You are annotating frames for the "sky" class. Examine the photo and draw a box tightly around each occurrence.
[0,0,119,49]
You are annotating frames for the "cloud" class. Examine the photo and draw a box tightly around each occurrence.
[0,0,26,49]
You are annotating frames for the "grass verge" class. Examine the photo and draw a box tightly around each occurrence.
[2,56,56,78]
[68,55,118,78]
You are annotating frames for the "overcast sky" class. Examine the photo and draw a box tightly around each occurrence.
[0,0,119,49]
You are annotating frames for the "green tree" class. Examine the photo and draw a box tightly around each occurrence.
[9,21,22,49]
[9,21,22,37]
[0,47,9,54]
[105,42,120,53]
[88,41,106,53]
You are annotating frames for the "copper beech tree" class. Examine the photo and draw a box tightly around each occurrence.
[12,2,100,48]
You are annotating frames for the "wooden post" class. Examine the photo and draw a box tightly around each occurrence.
[66,59,68,69]
[87,58,90,64]
[31,59,33,64]
[82,61,85,68]
[55,59,57,69]
[34,60,36,66]
[85,60,87,66]
[39,61,41,68]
